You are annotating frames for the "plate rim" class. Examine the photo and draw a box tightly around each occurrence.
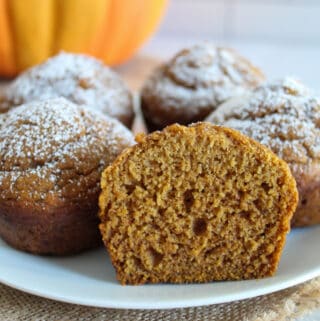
[1,270,319,310]
[1,227,320,310]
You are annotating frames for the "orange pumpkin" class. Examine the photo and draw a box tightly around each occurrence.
[0,0,167,77]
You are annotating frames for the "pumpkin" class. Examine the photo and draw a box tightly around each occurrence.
[0,0,167,77]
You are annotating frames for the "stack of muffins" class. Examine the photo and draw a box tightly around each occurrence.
[0,53,136,255]
[139,44,320,229]
[0,44,317,286]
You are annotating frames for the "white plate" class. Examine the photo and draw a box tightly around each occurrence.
[1,226,320,309]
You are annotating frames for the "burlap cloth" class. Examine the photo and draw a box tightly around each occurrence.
[1,277,320,321]
[1,55,320,321]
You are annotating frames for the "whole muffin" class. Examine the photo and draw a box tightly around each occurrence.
[0,98,134,255]
[207,77,320,227]
[99,123,298,285]
[141,44,265,130]
[0,52,134,127]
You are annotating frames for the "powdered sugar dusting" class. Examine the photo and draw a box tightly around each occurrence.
[141,44,265,126]
[0,52,133,124]
[168,45,263,90]
[0,97,134,205]
[207,78,320,164]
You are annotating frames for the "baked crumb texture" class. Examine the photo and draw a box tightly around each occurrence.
[207,78,320,227]
[99,123,298,285]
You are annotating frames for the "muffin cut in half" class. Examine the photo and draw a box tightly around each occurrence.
[99,123,298,285]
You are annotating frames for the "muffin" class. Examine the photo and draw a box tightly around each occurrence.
[141,44,265,130]
[0,52,134,127]
[207,78,320,227]
[99,123,298,285]
[0,97,134,255]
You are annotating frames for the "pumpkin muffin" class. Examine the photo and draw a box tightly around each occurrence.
[0,97,134,255]
[99,123,298,285]
[0,52,134,127]
[140,44,265,130]
[207,78,320,227]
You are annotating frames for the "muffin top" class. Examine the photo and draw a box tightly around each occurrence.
[0,97,135,207]
[0,52,134,126]
[141,44,265,125]
[207,77,320,165]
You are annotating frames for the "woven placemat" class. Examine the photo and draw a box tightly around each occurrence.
[1,277,320,321]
